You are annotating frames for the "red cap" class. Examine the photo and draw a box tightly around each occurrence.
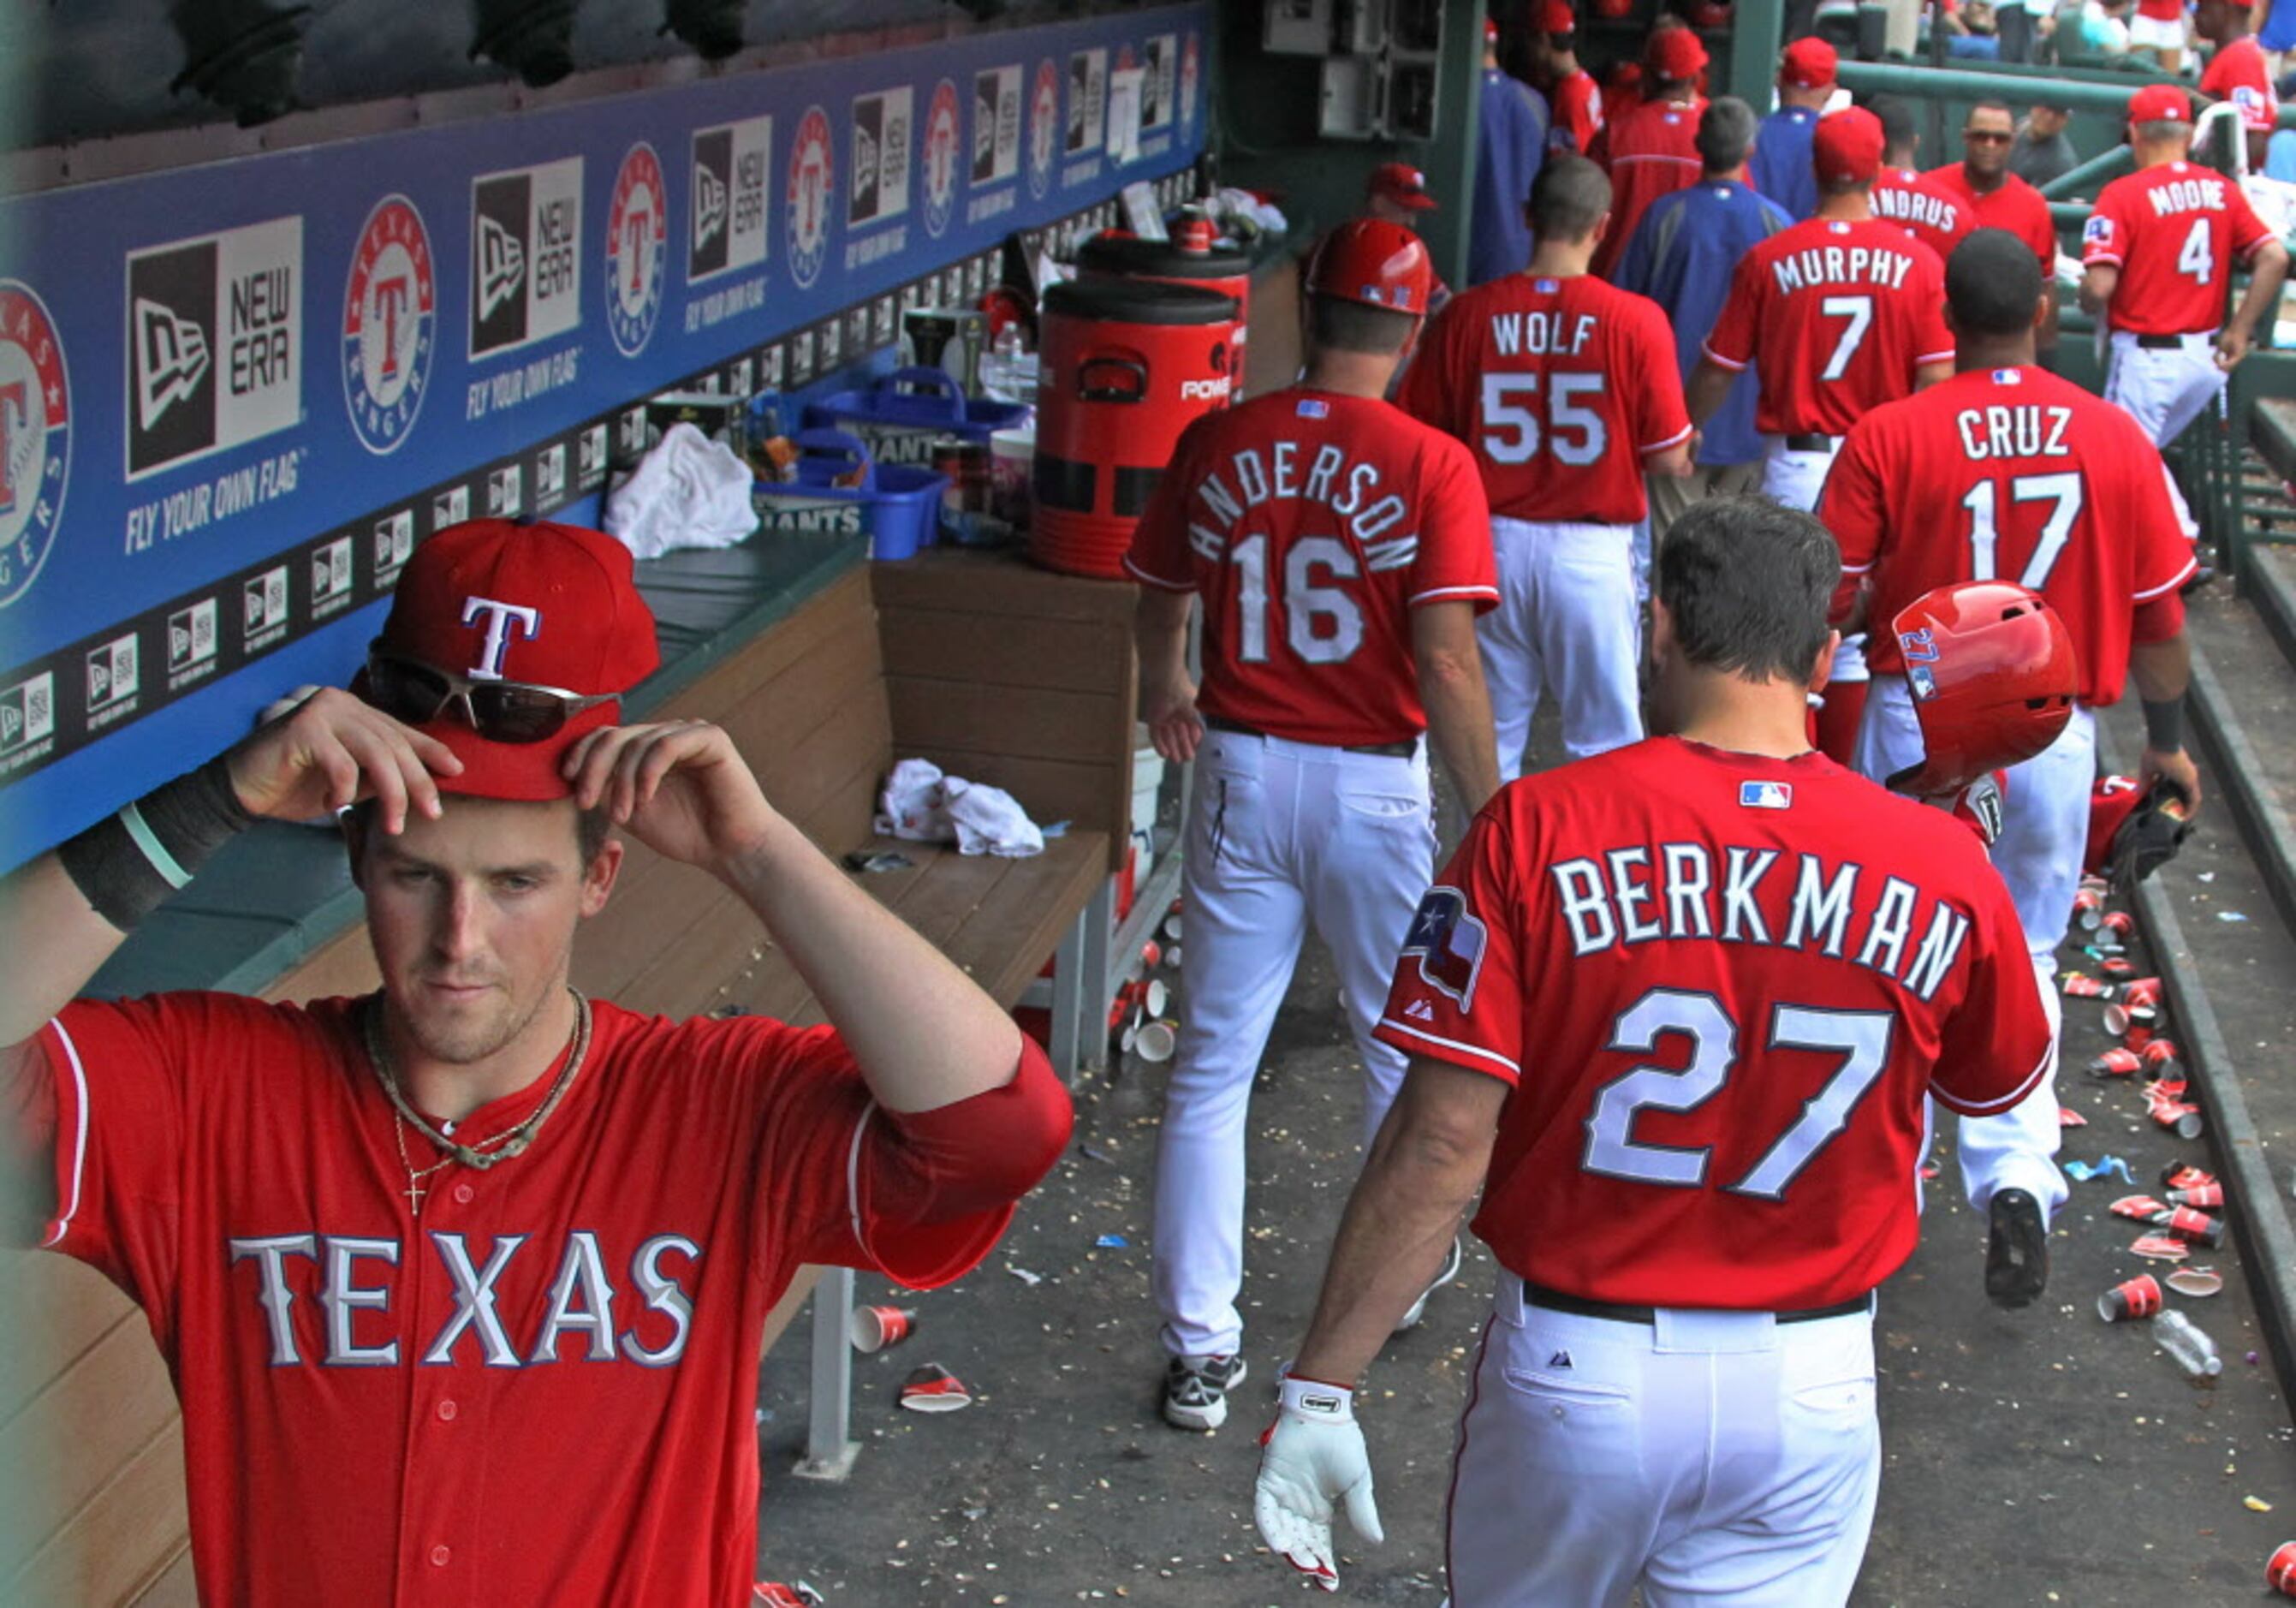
[2128,83,2192,125]
[1645,26,1709,80]
[362,520,660,800]
[1780,36,1838,88]
[1887,581,2077,797]
[1306,217,1435,314]
[1367,161,1438,211]
[1484,15,1499,42]
[1811,106,1886,184]
[1541,0,1578,32]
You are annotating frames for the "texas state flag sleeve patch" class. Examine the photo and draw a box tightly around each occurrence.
[1401,887,1489,1009]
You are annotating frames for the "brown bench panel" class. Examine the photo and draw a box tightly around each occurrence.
[937,833,1109,1008]
[0,1256,142,1428]
[878,611,1131,698]
[9,1416,186,1607]
[128,1546,196,1606]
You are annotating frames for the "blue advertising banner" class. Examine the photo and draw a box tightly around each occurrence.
[0,5,1208,867]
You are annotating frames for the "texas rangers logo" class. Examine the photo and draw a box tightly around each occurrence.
[1401,888,1488,1009]
[1027,59,1059,199]
[342,194,435,456]
[605,143,668,357]
[787,106,834,289]
[0,281,70,609]
[2083,215,2115,248]
[922,79,961,239]
[1181,33,1202,132]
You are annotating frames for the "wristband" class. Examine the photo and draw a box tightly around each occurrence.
[56,756,257,931]
[1279,1373,1356,1422]
[2142,696,2186,753]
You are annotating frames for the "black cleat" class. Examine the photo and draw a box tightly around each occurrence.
[1985,1188,2049,1308]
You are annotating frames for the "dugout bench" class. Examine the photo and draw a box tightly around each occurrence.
[8,532,1148,1597]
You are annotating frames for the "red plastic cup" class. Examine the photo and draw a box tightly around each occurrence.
[2121,977,2162,1010]
[2087,1048,2142,1078]
[2061,974,2115,1000]
[2101,909,2137,939]
[2141,1039,2182,1078]
[2165,1206,2226,1247]
[2073,887,2105,930]
[2168,1181,2224,1209]
[2268,1539,2296,1595]
[852,1306,918,1354]
[2162,1162,2216,1192]
[2097,1273,2163,1321]
[2100,955,2137,980]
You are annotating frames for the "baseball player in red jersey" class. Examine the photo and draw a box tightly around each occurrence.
[1870,96,1976,262]
[1591,28,1707,279]
[1688,107,1952,761]
[1538,1,1605,157]
[1820,230,2203,1296]
[1401,156,1693,778]
[0,521,1072,1605]
[2083,83,2292,448]
[2198,0,2279,164]
[1251,497,2053,1601]
[1924,99,2062,359]
[1127,219,1501,1432]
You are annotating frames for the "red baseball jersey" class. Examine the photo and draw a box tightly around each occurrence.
[1551,69,1605,157]
[1375,737,2051,1309]
[2081,160,2275,335]
[1923,164,2059,274]
[2137,0,2183,18]
[1871,166,1977,265]
[2201,36,2277,131]
[1704,217,1954,436]
[1398,273,1692,526]
[15,992,1063,1605]
[1821,364,2200,705]
[1594,98,1705,279]
[1125,387,1498,747]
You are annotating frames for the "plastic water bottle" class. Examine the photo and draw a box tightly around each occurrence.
[2152,1309,2223,1379]
[978,324,1036,405]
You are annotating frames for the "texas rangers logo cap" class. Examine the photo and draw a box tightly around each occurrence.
[2127,84,2191,125]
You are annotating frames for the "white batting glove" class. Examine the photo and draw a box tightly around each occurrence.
[1254,1373,1383,1593]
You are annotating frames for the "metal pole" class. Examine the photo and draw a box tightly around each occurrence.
[2038,142,2133,198]
[1841,57,2296,128]
[1927,0,1949,162]
[1729,0,1787,109]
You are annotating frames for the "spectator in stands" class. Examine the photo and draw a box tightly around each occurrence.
[1996,0,2057,59]
[1944,0,2007,57]
[2012,99,2079,186]
[2261,0,2296,74]
[2128,0,2189,69]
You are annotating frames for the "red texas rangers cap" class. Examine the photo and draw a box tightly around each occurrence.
[1645,26,1709,81]
[1541,0,1578,32]
[359,519,661,801]
[1812,106,1886,185]
[1485,15,1499,43]
[1367,161,1439,211]
[2128,83,2192,125]
[1780,37,1838,88]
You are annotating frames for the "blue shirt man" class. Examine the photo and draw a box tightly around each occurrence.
[1746,38,1839,220]
[1615,141,1792,468]
[1470,54,1550,284]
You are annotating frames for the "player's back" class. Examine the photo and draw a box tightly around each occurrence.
[2086,161,2272,335]
[1409,737,2046,1310]
[1399,272,1686,525]
[1709,216,1952,436]
[1127,386,1492,748]
[1826,365,2199,703]
[1870,167,1973,263]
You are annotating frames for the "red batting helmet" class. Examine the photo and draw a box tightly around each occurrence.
[1886,581,2078,797]
[1305,217,1435,316]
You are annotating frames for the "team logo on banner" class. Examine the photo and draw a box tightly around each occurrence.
[922,80,960,238]
[124,217,302,482]
[341,194,435,456]
[690,114,771,283]
[605,142,669,356]
[469,158,583,360]
[1181,33,1202,132]
[1028,59,1060,198]
[787,105,834,289]
[0,281,71,609]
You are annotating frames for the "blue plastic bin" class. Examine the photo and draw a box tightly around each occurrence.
[805,366,1032,466]
[750,429,945,561]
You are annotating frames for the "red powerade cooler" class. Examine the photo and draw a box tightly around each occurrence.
[1077,217,1253,389]
[1032,279,1239,579]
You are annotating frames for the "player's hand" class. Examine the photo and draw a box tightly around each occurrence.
[2140,744,2204,816]
[562,720,777,871]
[1254,1376,1383,1593]
[1144,676,1206,765]
[223,686,463,835]
[2215,328,2255,372]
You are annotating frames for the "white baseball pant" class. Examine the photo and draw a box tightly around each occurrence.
[2103,330,2226,450]
[1444,1274,1880,1607]
[1151,727,1435,1360]
[1763,438,1870,688]
[1854,676,2088,1221]
[1480,517,1643,783]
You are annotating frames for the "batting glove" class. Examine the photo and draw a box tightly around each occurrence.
[1254,1373,1383,1593]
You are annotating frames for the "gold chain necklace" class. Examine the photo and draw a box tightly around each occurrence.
[364,988,592,1216]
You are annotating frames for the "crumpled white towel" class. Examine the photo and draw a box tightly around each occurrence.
[874,758,1045,858]
[604,422,759,559]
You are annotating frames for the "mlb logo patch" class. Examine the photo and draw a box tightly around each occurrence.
[1533,277,1560,294]
[1740,780,1793,810]
[1991,368,2023,385]
[1400,887,1489,1009]
[1297,397,1330,419]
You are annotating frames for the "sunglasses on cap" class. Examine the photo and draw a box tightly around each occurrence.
[364,648,619,743]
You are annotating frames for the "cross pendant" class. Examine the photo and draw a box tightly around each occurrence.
[403,1177,426,1215]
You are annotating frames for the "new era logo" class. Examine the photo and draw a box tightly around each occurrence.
[0,671,55,754]
[132,296,210,431]
[168,599,217,672]
[693,164,729,252]
[1740,781,1793,810]
[475,215,526,321]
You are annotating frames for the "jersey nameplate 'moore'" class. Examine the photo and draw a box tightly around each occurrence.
[2145,176,2231,217]
[1549,843,1973,1000]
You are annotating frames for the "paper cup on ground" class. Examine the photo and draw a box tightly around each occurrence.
[1145,978,1169,1017]
[2168,1266,2226,1298]
[898,1362,973,1412]
[852,1306,917,1354]
[1134,1018,1177,1063]
[2273,1540,2296,1596]
[1163,911,1184,942]
[1166,943,1182,969]
[2097,1274,2163,1320]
